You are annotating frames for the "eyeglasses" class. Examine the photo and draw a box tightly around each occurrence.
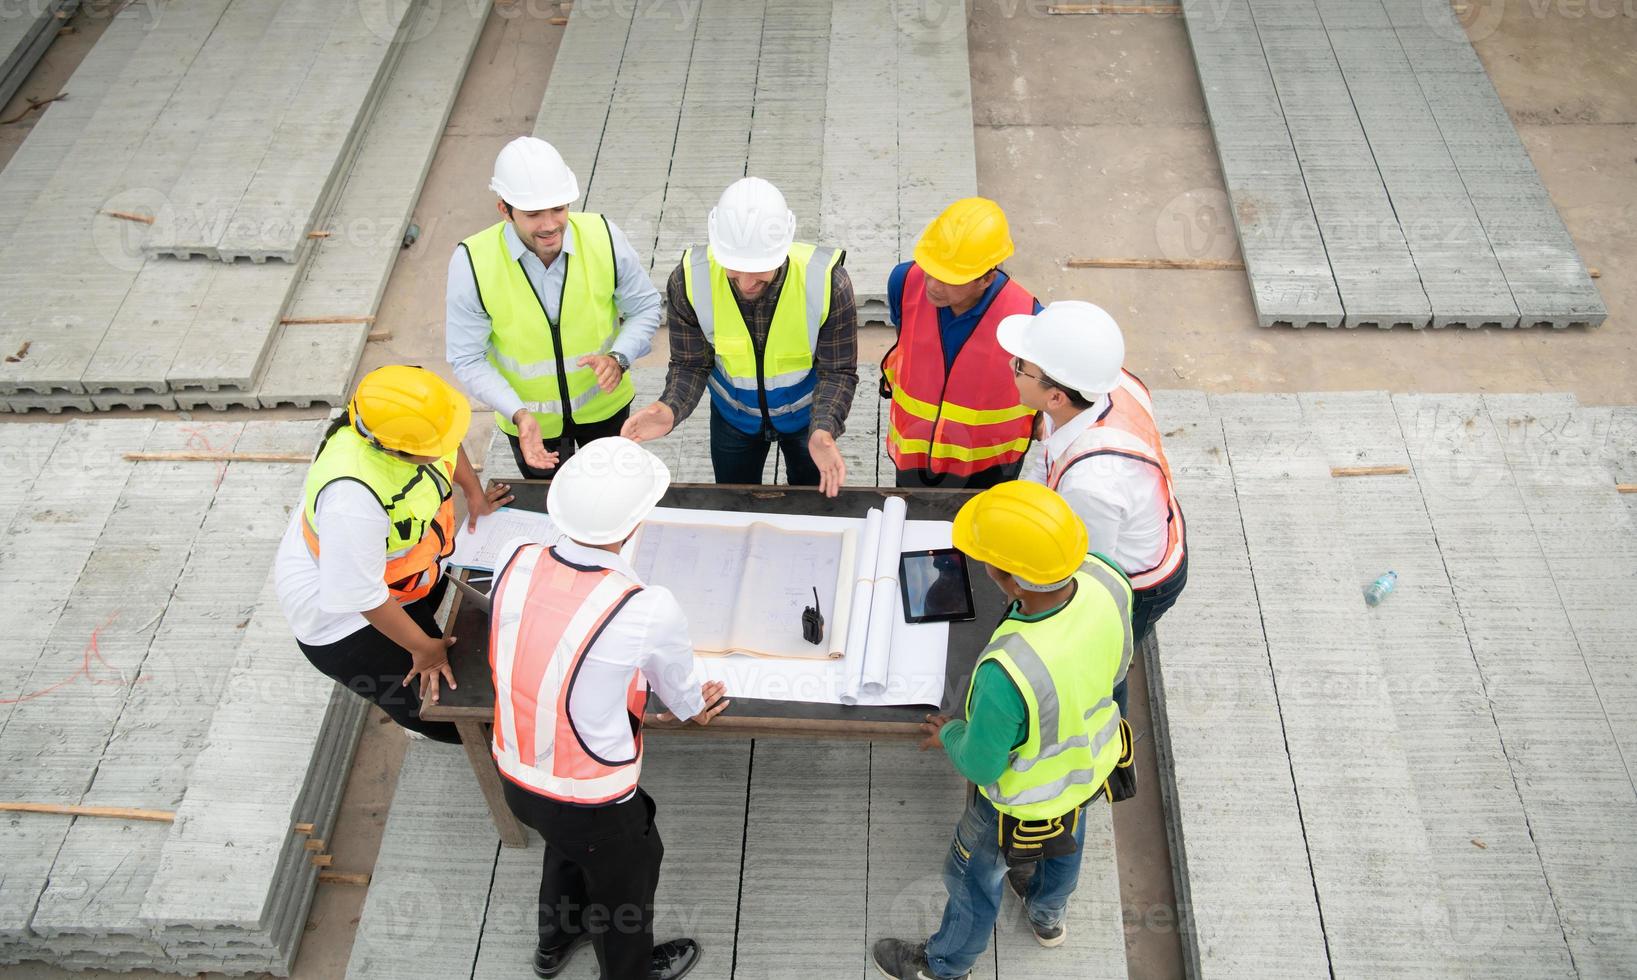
[1010,356,1054,388]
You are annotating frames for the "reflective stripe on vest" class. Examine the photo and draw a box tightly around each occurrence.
[883,263,1036,477]
[488,544,649,805]
[461,215,634,440]
[1047,370,1186,590]
[301,422,456,604]
[682,242,840,435]
[967,556,1133,820]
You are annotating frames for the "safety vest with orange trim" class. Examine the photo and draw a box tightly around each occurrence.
[1046,370,1186,591]
[488,543,649,805]
[882,263,1037,477]
[301,421,456,604]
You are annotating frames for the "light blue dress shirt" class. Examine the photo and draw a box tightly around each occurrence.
[445,219,661,422]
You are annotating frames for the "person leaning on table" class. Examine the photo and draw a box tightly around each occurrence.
[274,366,512,742]
[488,436,728,980]
[873,481,1134,980]
[621,177,858,497]
[446,136,663,479]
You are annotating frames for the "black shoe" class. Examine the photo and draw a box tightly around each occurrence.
[870,938,968,979]
[533,933,589,978]
[1005,865,1033,902]
[649,938,701,980]
[1027,918,1067,948]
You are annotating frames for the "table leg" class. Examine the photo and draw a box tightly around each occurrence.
[453,717,527,848]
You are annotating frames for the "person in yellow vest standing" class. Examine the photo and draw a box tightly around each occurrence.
[621,177,858,496]
[882,198,1043,489]
[872,482,1133,979]
[275,366,512,742]
[447,136,662,478]
[997,301,1187,729]
[488,437,728,980]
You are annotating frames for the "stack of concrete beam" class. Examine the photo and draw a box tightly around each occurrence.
[0,0,489,413]
[0,0,78,110]
[1180,0,1605,328]
[1148,389,1636,977]
[530,0,978,318]
[0,418,378,975]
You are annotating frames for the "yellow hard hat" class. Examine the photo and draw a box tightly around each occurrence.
[913,197,1015,285]
[952,481,1088,587]
[348,365,471,458]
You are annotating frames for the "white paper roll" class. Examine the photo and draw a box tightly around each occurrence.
[840,508,882,705]
[861,496,908,698]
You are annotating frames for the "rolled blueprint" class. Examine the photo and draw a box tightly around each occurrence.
[840,508,883,705]
[860,495,908,698]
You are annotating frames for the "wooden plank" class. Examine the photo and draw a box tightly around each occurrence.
[0,803,173,823]
[1145,408,1330,978]
[1395,393,1637,975]
[1220,394,1457,974]
[1300,392,1574,977]
[1066,257,1245,271]
[733,740,868,974]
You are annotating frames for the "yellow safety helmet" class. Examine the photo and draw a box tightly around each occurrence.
[348,365,471,458]
[952,481,1088,588]
[913,197,1015,285]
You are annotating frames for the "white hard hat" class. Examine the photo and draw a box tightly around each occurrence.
[996,300,1125,396]
[707,177,796,273]
[546,437,671,545]
[490,136,579,211]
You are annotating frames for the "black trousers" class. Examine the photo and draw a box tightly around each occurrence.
[895,458,1022,490]
[503,780,664,980]
[506,403,633,480]
[709,405,821,487]
[296,576,461,743]
[1113,549,1190,718]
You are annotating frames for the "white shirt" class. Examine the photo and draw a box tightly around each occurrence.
[1022,398,1169,579]
[274,482,396,646]
[492,537,709,767]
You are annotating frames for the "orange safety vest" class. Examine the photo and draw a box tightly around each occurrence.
[1047,370,1186,591]
[301,422,456,604]
[882,264,1037,478]
[488,543,649,805]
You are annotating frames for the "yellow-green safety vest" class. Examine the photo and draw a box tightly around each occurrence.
[680,242,842,435]
[301,421,458,603]
[967,555,1135,820]
[461,214,633,439]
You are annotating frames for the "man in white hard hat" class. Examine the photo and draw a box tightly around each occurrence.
[621,177,859,497]
[447,136,662,479]
[997,301,1188,725]
[489,436,728,980]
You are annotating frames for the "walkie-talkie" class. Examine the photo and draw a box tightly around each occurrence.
[801,586,824,644]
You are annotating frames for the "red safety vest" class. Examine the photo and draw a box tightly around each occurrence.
[489,544,649,805]
[882,264,1037,478]
[1047,370,1186,591]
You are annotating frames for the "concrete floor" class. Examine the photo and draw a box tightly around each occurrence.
[1,0,1632,977]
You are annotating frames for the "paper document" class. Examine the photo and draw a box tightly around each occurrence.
[631,519,857,660]
[448,507,561,571]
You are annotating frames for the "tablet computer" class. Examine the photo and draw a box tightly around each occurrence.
[899,548,977,624]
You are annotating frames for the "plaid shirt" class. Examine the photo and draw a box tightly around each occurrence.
[658,257,859,436]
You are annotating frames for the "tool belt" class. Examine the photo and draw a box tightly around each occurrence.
[998,798,1094,867]
[1107,717,1137,804]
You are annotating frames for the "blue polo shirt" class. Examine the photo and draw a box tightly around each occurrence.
[888,262,1044,374]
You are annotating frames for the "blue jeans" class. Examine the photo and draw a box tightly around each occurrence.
[708,406,820,486]
[925,791,1088,978]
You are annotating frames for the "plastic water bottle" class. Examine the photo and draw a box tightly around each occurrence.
[1364,571,1398,607]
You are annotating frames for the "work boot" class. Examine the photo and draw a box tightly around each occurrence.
[1027,918,1067,948]
[648,938,701,980]
[1005,865,1033,902]
[532,933,589,978]
[871,938,969,979]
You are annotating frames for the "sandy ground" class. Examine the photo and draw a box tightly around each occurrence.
[1,0,1631,976]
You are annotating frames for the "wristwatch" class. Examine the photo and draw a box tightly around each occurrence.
[609,351,630,373]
